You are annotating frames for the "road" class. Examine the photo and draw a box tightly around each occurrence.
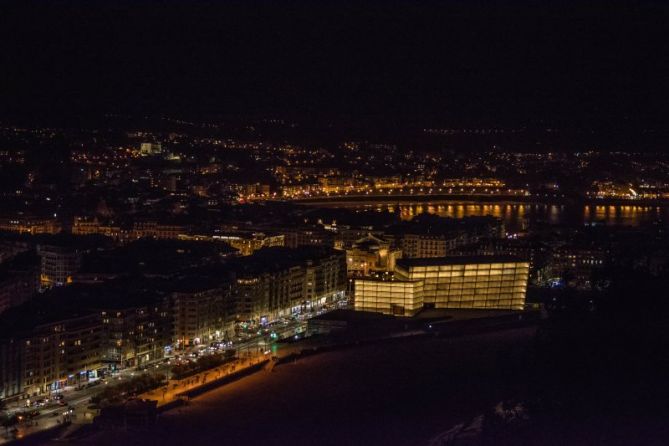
[0,317,307,444]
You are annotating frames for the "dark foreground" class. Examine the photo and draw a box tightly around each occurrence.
[63,327,535,446]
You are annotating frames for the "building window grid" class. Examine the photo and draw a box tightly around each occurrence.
[354,281,423,316]
[407,263,528,310]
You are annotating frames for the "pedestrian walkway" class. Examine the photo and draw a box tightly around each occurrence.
[140,354,267,407]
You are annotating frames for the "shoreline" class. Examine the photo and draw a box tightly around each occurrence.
[65,325,539,446]
[280,194,669,207]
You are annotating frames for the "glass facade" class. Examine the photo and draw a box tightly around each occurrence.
[396,259,529,310]
[354,279,424,316]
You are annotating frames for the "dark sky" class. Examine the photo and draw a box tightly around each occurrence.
[1,1,667,128]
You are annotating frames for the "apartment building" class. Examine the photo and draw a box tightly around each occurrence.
[0,311,104,400]
[172,281,234,347]
[229,247,347,322]
[37,244,82,288]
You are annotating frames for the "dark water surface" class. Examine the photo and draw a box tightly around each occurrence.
[338,202,669,232]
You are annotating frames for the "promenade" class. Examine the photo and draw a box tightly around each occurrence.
[141,354,268,407]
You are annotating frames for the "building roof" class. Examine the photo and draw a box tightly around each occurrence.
[168,274,229,293]
[396,255,528,268]
[0,278,169,338]
[0,232,113,250]
[353,233,388,246]
[354,276,421,284]
[80,238,233,276]
[229,246,343,276]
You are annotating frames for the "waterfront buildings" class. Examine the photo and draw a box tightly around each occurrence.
[352,256,529,315]
[0,244,348,401]
[172,281,234,347]
[98,290,173,371]
[0,279,175,400]
[229,247,347,322]
[0,310,104,399]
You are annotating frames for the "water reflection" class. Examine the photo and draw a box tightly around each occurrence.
[356,202,667,231]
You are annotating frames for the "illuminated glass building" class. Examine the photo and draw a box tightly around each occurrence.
[395,256,529,310]
[354,277,423,316]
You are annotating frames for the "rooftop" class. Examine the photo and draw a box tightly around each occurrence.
[0,277,169,338]
[80,238,234,276]
[353,275,421,283]
[229,246,343,276]
[396,255,527,268]
[168,274,229,293]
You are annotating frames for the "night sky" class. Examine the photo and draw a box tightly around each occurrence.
[1,1,667,128]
